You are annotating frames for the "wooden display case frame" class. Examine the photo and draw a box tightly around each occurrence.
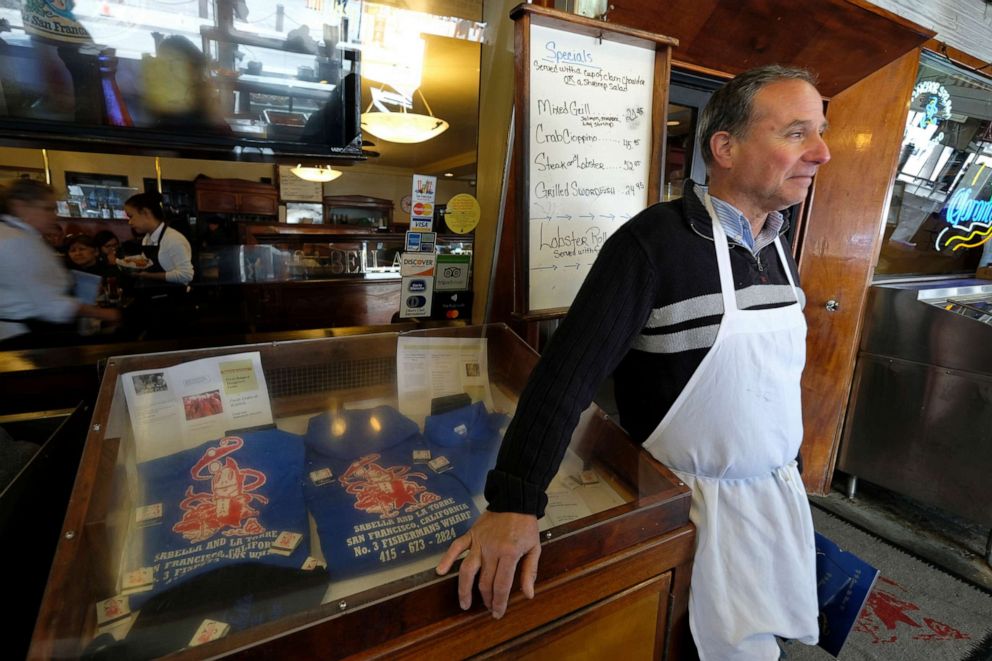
[30,325,693,659]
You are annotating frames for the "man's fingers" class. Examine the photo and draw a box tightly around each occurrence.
[476,546,498,612]
[435,533,472,575]
[518,543,541,600]
[490,555,518,619]
[437,511,542,617]
[457,546,482,611]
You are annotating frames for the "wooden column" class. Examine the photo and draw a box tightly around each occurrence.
[797,48,922,495]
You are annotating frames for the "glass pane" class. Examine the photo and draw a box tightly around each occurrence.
[664,103,695,200]
[877,53,992,278]
[2,1,363,154]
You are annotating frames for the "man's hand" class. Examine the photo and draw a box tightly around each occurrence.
[435,511,541,619]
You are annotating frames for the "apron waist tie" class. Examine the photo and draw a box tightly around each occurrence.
[671,459,799,483]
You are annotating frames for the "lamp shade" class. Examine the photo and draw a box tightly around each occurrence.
[291,165,342,182]
[360,112,449,144]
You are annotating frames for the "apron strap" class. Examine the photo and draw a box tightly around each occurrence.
[772,236,802,302]
[702,193,739,317]
[704,193,803,313]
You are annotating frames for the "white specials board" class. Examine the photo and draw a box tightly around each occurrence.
[526,23,655,312]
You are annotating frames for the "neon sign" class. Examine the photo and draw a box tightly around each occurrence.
[912,80,952,129]
[936,187,992,252]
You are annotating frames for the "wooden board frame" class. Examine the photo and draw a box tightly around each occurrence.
[510,4,677,320]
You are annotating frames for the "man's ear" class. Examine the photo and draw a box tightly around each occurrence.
[709,131,735,169]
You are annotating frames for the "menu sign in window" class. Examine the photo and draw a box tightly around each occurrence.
[526,24,655,312]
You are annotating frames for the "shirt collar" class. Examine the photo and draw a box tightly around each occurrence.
[147,222,166,245]
[0,214,40,237]
[692,184,784,253]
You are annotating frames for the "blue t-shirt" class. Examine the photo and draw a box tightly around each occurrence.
[303,406,479,578]
[423,401,508,495]
[129,429,310,606]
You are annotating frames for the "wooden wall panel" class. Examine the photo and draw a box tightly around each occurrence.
[606,0,932,96]
[472,0,518,326]
[797,49,922,495]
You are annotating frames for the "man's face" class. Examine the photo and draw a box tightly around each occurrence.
[722,79,830,219]
[14,196,59,235]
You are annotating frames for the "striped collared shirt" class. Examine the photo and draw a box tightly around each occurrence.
[694,183,785,254]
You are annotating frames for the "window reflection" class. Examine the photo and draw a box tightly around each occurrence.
[878,53,992,278]
[664,102,694,200]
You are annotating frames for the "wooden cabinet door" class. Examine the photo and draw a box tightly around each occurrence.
[196,190,238,213]
[240,192,278,215]
[479,572,673,660]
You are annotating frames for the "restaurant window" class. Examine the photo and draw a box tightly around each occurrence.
[663,72,717,200]
[877,52,992,279]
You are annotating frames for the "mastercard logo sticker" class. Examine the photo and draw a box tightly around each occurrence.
[412,202,434,217]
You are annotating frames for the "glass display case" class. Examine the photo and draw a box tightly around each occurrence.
[65,184,139,219]
[206,228,471,285]
[323,195,394,230]
[30,325,692,659]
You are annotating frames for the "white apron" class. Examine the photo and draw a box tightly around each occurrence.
[642,195,818,660]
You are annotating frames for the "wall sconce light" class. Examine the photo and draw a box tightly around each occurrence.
[291,165,343,182]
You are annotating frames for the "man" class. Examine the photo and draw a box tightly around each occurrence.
[0,179,120,345]
[437,65,831,660]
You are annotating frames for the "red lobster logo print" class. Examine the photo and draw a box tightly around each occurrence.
[172,436,268,543]
[339,453,440,519]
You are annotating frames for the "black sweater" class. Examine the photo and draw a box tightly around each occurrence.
[485,182,804,517]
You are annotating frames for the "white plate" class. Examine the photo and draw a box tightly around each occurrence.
[118,257,152,270]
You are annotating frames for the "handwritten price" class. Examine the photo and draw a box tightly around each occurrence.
[624,107,644,121]
[623,182,645,196]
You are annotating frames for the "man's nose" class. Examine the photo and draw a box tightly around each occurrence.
[807,134,831,165]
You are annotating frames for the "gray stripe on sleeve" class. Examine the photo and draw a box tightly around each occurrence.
[632,324,721,353]
[643,285,802,331]
[643,294,723,328]
[736,284,801,309]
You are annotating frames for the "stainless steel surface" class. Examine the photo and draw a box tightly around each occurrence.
[846,475,858,499]
[841,279,992,527]
[858,279,992,373]
[839,354,992,526]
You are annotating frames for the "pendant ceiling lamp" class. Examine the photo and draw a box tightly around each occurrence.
[361,88,449,144]
[291,165,342,182]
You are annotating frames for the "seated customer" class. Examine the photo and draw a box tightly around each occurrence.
[65,235,113,277]
[93,230,121,266]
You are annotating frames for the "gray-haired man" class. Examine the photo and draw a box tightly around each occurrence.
[438,65,830,660]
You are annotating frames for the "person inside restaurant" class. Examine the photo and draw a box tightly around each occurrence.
[124,191,194,286]
[122,191,194,338]
[93,230,121,266]
[64,234,112,276]
[0,179,120,347]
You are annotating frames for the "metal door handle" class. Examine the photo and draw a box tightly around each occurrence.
[825,299,840,312]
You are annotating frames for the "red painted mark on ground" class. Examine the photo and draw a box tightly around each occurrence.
[854,576,969,645]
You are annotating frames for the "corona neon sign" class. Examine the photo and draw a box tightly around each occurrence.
[936,187,992,252]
